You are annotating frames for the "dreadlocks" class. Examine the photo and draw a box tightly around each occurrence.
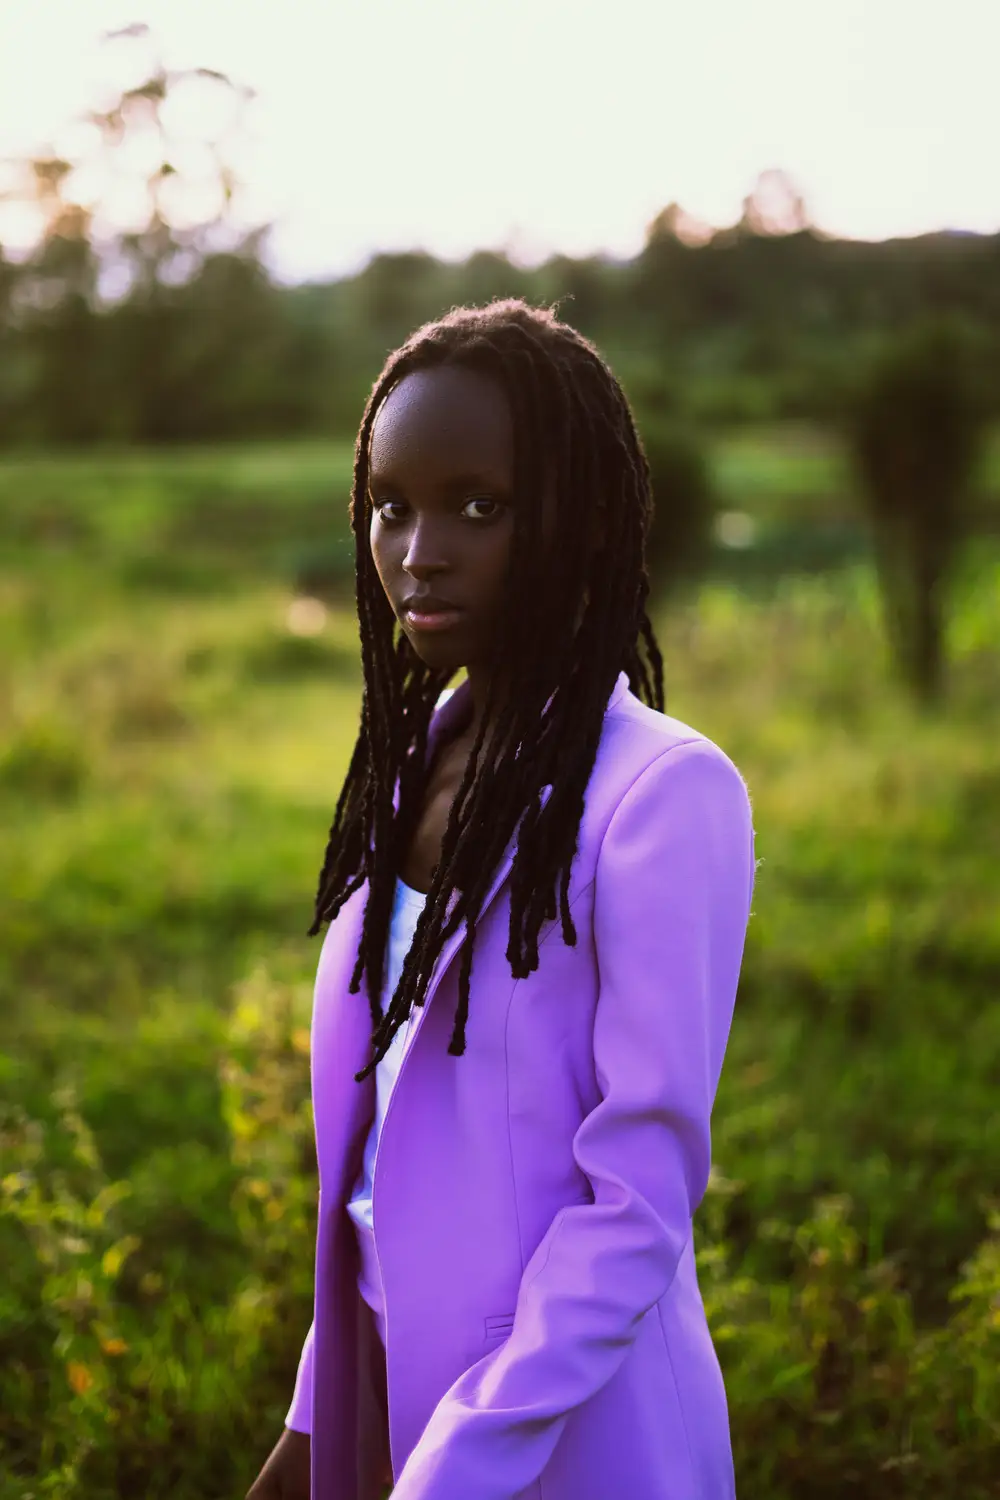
[307,297,665,1083]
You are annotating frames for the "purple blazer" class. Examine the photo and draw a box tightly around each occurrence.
[286,669,756,1499]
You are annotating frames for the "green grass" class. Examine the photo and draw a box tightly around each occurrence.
[1,436,998,1498]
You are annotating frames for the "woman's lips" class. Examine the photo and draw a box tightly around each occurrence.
[403,606,466,632]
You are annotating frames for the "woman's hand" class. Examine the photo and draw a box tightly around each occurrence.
[245,1426,311,1500]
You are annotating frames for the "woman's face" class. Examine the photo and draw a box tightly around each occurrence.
[367,365,521,676]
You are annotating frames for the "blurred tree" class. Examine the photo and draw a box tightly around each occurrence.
[452,250,533,317]
[104,240,304,441]
[533,253,613,335]
[355,250,445,352]
[0,22,276,444]
[737,168,811,238]
[630,205,698,340]
[4,79,1000,448]
[27,207,105,442]
[0,172,104,440]
[639,417,716,603]
[619,355,684,426]
[82,23,258,291]
[843,316,988,705]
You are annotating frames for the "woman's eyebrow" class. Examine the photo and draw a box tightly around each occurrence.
[368,470,507,493]
[438,471,507,491]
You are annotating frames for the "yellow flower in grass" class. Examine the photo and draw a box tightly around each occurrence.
[100,1336,129,1356]
[67,1362,94,1395]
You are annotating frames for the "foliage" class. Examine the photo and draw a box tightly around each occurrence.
[639,419,717,598]
[0,442,998,1495]
[4,50,1000,448]
[843,316,990,704]
[1,984,316,1499]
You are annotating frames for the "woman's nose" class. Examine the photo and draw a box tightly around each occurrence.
[403,516,450,573]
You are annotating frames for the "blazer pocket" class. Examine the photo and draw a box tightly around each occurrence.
[483,1312,516,1341]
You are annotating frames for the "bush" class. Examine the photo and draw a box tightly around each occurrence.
[639,419,717,599]
[843,316,990,705]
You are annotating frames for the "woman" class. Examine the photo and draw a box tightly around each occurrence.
[247,298,756,1500]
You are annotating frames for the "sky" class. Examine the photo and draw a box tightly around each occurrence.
[1,0,998,284]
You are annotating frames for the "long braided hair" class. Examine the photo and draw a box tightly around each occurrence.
[307,297,665,1083]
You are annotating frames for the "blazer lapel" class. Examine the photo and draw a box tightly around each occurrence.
[401,668,631,1034]
[390,676,525,1046]
[416,786,549,1022]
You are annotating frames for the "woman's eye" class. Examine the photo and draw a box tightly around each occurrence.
[462,496,502,520]
[372,496,503,523]
[374,499,406,523]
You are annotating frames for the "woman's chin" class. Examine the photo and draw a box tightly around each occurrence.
[404,634,465,672]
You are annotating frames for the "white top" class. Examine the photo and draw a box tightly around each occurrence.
[345,876,428,1345]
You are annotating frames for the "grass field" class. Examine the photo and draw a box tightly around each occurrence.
[1,433,998,1497]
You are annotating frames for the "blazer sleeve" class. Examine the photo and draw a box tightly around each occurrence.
[284,1318,314,1434]
[390,738,756,1500]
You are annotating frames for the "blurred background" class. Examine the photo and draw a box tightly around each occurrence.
[1,5,998,1497]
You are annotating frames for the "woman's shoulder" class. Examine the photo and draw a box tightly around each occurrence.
[603,689,749,796]
[605,687,746,774]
